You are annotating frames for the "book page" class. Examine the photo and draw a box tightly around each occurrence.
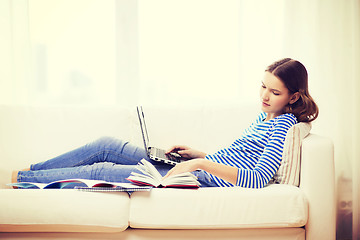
[139,159,163,180]
[127,172,158,186]
[128,159,200,188]
[161,172,200,187]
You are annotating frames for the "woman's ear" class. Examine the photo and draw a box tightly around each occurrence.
[289,92,300,105]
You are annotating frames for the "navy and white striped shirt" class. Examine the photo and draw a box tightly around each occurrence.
[205,112,297,188]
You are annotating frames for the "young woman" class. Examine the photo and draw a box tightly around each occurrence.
[12,58,318,189]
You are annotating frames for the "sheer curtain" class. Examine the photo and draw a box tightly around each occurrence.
[281,1,359,239]
[137,0,288,106]
[0,0,31,105]
[1,0,359,239]
[0,0,119,106]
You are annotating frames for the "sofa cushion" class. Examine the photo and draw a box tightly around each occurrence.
[272,123,311,186]
[0,189,130,232]
[129,184,308,229]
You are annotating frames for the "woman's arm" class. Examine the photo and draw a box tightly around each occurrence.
[165,115,297,188]
[163,158,238,185]
[166,145,207,159]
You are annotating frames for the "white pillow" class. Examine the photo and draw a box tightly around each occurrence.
[271,122,311,186]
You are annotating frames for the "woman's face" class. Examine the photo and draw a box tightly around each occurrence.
[260,72,297,120]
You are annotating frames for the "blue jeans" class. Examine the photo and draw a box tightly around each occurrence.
[17,137,218,187]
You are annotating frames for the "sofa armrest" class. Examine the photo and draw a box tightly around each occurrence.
[300,134,335,240]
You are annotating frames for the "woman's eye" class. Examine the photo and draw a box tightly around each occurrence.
[273,92,280,96]
[261,85,266,89]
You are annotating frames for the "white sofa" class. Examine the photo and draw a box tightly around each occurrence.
[0,105,335,240]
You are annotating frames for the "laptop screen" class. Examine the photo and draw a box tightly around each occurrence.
[137,106,150,151]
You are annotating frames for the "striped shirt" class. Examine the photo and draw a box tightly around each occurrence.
[205,112,297,188]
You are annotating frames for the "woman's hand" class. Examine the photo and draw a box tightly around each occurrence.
[163,159,205,179]
[166,145,206,160]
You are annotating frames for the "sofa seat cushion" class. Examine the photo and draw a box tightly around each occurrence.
[0,189,130,232]
[129,184,308,229]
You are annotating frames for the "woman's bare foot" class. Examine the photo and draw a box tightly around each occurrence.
[11,171,19,184]
[11,171,19,189]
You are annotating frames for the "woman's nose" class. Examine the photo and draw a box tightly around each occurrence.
[261,90,269,101]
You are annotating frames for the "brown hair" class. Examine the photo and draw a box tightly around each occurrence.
[266,58,319,122]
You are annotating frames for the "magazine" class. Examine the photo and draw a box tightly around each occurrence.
[8,179,151,192]
[127,159,200,188]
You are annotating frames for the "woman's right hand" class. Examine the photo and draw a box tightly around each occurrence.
[166,145,207,160]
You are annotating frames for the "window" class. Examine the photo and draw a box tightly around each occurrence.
[4,0,286,107]
[29,0,117,106]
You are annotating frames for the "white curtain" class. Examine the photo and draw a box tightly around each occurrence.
[0,0,31,105]
[1,0,359,238]
[0,0,119,106]
[282,1,360,239]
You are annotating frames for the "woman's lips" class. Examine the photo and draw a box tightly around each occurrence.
[262,102,270,107]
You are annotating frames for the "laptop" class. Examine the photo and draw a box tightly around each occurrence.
[137,106,185,165]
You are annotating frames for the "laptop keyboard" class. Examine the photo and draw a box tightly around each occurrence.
[155,148,182,163]
[156,148,167,158]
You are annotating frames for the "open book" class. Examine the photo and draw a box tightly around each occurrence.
[8,179,151,192]
[127,159,200,188]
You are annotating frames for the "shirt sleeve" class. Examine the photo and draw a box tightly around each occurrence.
[235,114,297,188]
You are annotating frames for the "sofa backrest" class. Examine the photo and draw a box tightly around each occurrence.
[0,104,259,186]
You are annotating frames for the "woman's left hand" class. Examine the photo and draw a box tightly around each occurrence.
[163,159,204,179]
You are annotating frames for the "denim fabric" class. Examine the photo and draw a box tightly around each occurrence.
[18,137,218,187]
